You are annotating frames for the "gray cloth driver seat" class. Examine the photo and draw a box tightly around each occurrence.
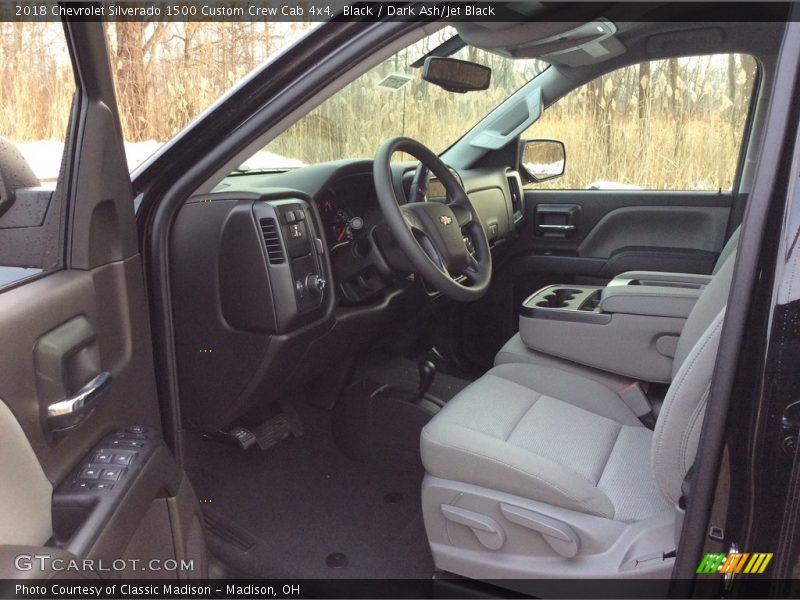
[419,253,735,580]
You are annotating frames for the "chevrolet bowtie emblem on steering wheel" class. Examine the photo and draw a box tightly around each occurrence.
[439,215,453,226]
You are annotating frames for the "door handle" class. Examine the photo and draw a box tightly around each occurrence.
[537,224,576,232]
[47,371,111,431]
[535,204,581,238]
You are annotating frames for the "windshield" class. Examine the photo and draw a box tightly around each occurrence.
[242,28,548,171]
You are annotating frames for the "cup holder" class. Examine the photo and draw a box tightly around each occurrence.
[535,288,581,309]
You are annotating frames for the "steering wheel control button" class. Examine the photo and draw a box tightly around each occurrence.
[80,466,101,480]
[464,236,476,255]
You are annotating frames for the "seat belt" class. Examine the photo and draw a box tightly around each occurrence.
[617,381,657,428]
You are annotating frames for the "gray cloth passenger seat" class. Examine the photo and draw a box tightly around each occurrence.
[418,247,737,579]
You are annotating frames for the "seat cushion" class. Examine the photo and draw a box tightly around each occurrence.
[421,363,670,522]
[495,333,638,395]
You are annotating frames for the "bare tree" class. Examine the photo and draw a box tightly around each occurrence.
[114,22,167,140]
[638,61,650,145]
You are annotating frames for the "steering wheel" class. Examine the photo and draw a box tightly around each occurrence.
[373,137,492,302]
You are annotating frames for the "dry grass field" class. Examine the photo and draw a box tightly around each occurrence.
[0,22,755,191]
[530,113,747,190]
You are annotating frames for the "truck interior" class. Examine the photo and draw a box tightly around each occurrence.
[0,3,797,596]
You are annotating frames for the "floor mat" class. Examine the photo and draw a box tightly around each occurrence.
[183,401,434,579]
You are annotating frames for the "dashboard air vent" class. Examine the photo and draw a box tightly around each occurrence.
[259,218,285,264]
[506,171,523,216]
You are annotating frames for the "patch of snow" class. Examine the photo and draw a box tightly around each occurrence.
[524,160,564,178]
[15,139,165,184]
[125,140,164,172]
[238,150,305,171]
[11,140,302,183]
[15,141,65,184]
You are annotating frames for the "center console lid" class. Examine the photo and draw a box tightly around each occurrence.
[610,270,713,289]
[598,285,701,319]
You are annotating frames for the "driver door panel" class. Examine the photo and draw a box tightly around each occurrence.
[0,21,207,579]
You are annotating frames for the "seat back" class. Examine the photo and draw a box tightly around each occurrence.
[713,226,740,275]
[651,254,735,505]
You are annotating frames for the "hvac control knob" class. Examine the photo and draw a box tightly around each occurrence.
[305,274,326,295]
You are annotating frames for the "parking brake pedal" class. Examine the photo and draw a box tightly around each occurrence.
[252,406,304,451]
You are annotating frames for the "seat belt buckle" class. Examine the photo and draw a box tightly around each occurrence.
[618,382,653,420]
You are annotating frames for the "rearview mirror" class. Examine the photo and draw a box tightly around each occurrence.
[521,139,566,182]
[421,57,491,93]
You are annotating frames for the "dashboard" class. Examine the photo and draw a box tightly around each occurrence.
[208,160,525,303]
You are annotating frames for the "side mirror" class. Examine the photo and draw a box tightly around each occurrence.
[421,57,491,93]
[521,139,566,182]
[0,137,40,218]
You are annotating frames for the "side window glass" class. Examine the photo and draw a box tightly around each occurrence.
[522,53,757,191]
[105,23,316,169]
[0,23,76,288]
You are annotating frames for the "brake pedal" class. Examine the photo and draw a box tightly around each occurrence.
[221,426,257,450]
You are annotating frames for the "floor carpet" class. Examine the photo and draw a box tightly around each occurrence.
[183,401,436,580]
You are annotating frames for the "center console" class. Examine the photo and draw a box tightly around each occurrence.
[519,274,706,383]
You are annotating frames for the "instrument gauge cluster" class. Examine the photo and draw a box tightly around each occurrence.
[316,177,373,248]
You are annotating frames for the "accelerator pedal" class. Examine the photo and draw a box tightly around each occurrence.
[252,405,304,451]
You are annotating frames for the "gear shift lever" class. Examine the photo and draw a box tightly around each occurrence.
[418,360,437,398]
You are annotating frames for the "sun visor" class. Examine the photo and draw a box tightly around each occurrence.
[456,19,623,66]
[539,34,627,68]
[454,2,610,50]
[456,21,590,50]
